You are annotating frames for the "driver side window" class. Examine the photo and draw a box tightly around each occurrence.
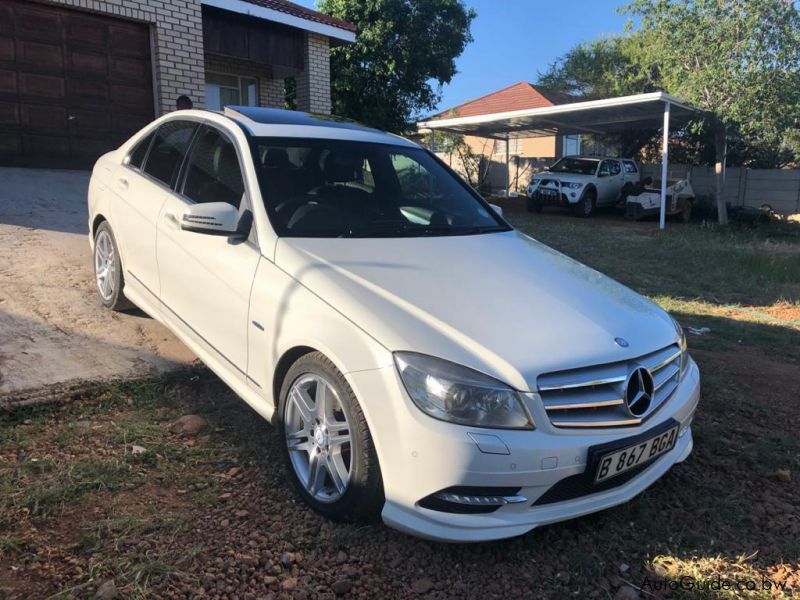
[181,126,245,209]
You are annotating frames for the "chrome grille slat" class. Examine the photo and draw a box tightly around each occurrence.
[538,343,682,429]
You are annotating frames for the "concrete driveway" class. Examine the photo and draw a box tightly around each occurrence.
[0,167,194,402]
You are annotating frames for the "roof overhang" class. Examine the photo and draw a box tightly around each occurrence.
[202,0,356,43]
[417,92,702,140]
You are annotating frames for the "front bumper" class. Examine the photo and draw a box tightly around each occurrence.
[527,187,582,206]
[346,358,700,542]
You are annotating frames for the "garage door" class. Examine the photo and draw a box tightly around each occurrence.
[0,0,155,169]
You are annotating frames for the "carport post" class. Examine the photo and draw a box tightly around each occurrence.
[659,101,671,230]
[505,134,510,198]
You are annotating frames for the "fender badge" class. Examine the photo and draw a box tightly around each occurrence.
[614,337,629,348]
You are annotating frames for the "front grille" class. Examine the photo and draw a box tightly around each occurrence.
[537,344,682,428]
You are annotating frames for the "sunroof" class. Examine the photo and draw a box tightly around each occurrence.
[225,106,382,134]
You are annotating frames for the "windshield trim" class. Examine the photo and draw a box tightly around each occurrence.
[245,135,514,239]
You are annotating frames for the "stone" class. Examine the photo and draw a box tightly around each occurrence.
[411,578,434,594]
[332,579,352,595]
[169,415,207,436]
[95,579,117,600]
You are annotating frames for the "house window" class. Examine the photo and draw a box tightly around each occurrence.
[563,134,582,156]
[205,72,257,111]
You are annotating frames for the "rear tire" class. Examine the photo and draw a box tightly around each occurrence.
[573,189,596,218]
[680,199,693,223]
[277,352,384,521]
[525,196,543,213]
[93,222,132,311]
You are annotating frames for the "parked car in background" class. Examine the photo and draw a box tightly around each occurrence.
[88,108,699,542]
[526,156,640,217]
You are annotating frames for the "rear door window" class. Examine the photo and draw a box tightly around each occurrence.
[609,160,622,176]
[623,161,638,174]
[142,120,198,187]
[127,131,155,170]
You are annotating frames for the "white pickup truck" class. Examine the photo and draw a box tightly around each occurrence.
[526,156,640,217]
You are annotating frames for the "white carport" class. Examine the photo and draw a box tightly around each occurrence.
[417,92,703,229]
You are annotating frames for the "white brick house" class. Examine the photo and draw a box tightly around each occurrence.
[0,0,355,167]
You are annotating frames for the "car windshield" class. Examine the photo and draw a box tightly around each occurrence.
[548,157,599,175]
[251,138,509,238]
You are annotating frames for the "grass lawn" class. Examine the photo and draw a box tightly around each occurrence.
[1,206,798,599]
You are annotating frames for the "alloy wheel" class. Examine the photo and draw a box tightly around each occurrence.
[94,230,116,301]
[284,373,352,503]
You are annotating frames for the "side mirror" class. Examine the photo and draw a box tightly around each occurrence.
[489,203,503,217]
[181,202,243,237]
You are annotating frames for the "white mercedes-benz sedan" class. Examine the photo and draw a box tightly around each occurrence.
[87,107,700,542]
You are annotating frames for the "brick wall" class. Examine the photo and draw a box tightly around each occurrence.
[35,0,206,114]
[204,54,285,109]
[296,32,331,114]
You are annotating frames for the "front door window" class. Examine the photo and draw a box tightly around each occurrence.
[205,73,257,111]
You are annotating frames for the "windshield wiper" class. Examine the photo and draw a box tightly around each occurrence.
[341,223,509,238]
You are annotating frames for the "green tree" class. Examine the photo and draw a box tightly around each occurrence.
[318,0,475,133]
[623,0,800,224]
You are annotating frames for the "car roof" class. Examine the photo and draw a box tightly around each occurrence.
[222,106,418,148]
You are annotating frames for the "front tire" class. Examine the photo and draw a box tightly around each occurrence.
[525,195,543,213]
[277,352,384,520]
[573,188,596,218]
[93,222,132,311]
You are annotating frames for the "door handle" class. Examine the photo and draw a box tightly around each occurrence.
[117,177,129,191]
[164,212,180,229]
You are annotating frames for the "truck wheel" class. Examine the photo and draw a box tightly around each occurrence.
[525,196,543,213]
[680,199,693,223]
[573,189,596,218]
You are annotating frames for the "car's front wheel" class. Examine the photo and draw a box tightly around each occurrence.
[277,352,384,520]
[573,188,596,218]
[525,195,543,213]
[93,222,132,311]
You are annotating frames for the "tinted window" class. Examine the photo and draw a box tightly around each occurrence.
[142,121,197,187]
[623,161,638,174]
[182,126,244,208]
[253,138,508,238]
[609,160,621,176]
[598,161,611,176]
[128,131,154,170]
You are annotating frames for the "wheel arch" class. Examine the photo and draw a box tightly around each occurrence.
[91,214,107,238]
[272,345,317,411]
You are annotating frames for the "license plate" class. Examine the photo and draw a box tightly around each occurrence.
[540,189,556,197]
[594,425,679,483]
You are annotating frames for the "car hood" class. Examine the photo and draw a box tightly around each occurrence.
[535,173,595,185]
[275,231,677,392]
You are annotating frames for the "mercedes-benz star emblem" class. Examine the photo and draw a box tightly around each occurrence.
[624,366,654,417]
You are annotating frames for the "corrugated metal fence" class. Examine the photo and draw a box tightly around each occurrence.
[639,164,800,215]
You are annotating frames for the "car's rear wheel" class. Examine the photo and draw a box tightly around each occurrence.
[573,188,596,218]
[277,352,384,520]
[526,196,543,213]
[680,198,693,223]
[93,222,132,311]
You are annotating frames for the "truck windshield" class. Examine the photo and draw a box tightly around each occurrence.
[549,157,599,175]
[251,138,510,238]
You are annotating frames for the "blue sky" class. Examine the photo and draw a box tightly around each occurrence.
[300,0,630,112]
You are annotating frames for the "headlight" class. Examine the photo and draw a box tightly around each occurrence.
[672,317,688,376]
[560,182,583,189]
[394,352,534,429]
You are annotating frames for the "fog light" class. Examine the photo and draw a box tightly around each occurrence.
[570,192,576,198]
[434,492,527,506]
[419,486,527,514]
